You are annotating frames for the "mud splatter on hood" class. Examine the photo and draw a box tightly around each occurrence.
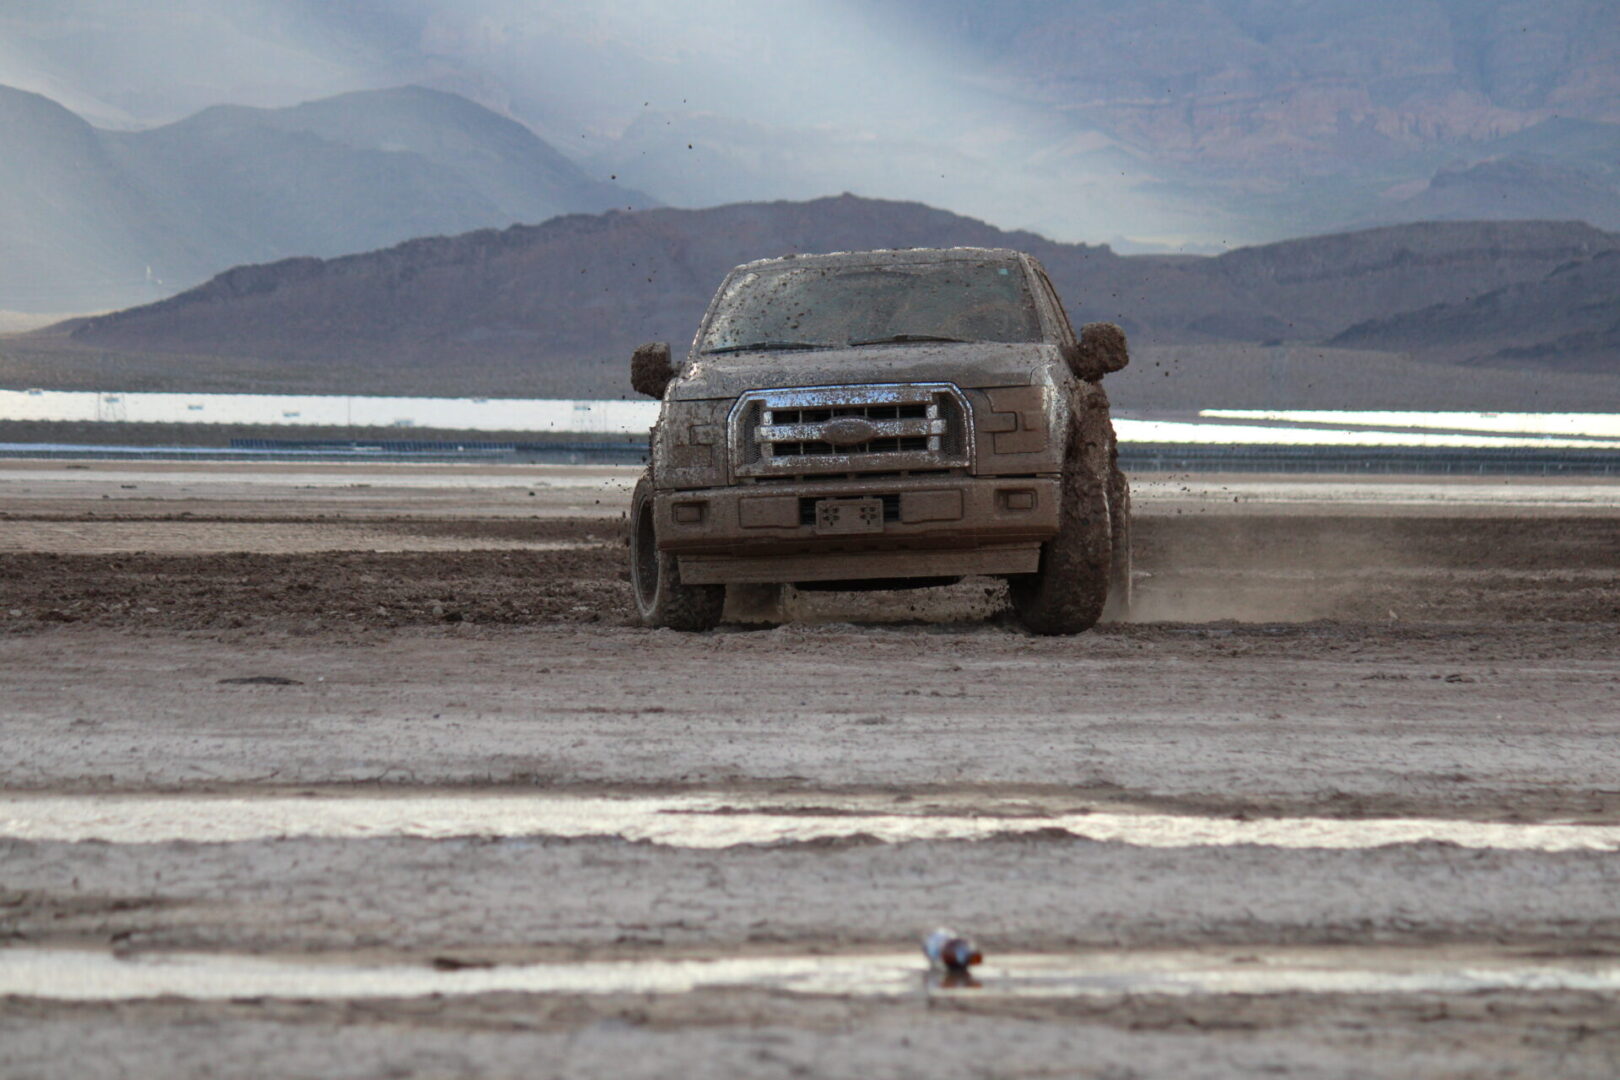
[669,342,1062,400]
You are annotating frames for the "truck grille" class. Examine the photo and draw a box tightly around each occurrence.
[730,384,971,480]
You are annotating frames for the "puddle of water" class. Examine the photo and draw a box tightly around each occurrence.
[5,947,1620,1002]
[3,794,1620,852]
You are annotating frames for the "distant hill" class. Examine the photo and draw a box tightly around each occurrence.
[0,85,188,313]
[839,1,1620,242]
[30,195,1616,398]
[1189,220,1620,340]
[948,1,1620,171]
[1333,249,1620,370]
[1369,153,1620,232]
[0,84,650,313]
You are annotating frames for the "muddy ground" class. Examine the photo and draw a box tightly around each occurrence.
[3,462,1620,1078]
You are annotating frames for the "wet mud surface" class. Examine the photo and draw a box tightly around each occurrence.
[3,513,1618,632]
[3,464,1620,1077]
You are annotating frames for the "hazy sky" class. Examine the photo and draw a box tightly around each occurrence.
[3,1,1615,249]
[0,2,990,132]
[0,1,1186,245]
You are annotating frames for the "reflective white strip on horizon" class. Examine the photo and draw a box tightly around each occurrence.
[1204,410,1620,439]
[5,390,1620,447]
[0,390,656,434]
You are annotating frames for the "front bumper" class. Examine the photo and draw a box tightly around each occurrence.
[654,474,1060,585]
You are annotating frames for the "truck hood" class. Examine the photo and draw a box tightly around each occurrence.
[669,341,1063,400]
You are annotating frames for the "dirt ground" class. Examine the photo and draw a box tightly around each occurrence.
[3,461,1620,1078]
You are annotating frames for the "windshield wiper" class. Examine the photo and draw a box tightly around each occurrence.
[848,334,969,346]
[704,340,826,354]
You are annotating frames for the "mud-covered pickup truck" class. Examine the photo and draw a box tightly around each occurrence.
[627,246,1131,634]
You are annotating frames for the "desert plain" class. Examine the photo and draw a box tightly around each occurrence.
[3,460,1620,1078]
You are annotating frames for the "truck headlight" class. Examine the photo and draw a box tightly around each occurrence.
[981,386,1048,454]
[654,399,730,489]
[970,385,1064,475]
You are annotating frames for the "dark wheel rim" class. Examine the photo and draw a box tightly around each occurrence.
[632,496,660,611]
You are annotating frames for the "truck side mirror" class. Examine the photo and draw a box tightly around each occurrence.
[1066,322,1129,381]
[630,341,676,398]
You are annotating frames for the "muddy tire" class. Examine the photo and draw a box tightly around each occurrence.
[629,475,724,631]
[1103,466,1133,621]
[1008,462,1112,635]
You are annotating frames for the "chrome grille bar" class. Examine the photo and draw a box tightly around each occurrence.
[728,383,971,479]
[757,418,945,442]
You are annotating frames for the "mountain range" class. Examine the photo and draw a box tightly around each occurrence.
[934,0,1620,237]
[0,82,648,313]
[24,195,1614,400]
[578,1,1620,245]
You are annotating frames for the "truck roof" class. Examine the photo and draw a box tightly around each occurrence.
[732,247,1027,273]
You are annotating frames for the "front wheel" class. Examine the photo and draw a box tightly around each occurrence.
[629,475,724,630]
[1007,466,1112,635]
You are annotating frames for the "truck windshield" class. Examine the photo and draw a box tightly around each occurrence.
[699,261,1042,354]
